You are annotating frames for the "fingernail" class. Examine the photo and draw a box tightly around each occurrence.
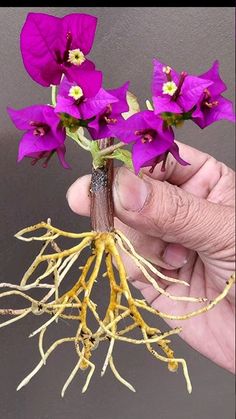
[162,244,189,268]
[113,167,150,212]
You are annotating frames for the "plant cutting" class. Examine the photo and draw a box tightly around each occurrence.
[1,12,235,397]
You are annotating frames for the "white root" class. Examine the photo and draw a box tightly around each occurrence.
[116,235,206,303]
[81,360,95,394]
[109,356,136,392]
[116,230,189,287]
[38,328,47,364]
[17,337,76,391]
[0,308,31,329]
[101,312,115,377]
[61,352,85,398]
[29,297,68,338]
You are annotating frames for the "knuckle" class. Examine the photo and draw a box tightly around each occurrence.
[146,182,197,238]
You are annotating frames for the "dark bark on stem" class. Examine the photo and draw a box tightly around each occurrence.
[90,139,114,232]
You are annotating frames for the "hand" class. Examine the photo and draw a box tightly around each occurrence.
[66,141,235,373]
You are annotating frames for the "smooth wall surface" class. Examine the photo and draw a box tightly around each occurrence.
[0,7,235,419]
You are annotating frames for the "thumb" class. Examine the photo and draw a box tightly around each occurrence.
[113,167,233,256]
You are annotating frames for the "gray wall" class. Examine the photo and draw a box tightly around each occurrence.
[0,7,235,419]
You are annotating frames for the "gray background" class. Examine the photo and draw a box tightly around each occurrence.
[0,7,235,419]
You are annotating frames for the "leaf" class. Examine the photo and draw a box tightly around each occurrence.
[122,91,140,120]
[110,149,134,170]
[66,127,91,151]
[77,127,90,144]
[145,99,154,111]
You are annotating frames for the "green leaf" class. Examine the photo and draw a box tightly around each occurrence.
[66,127,92,151]
[110,149,134,170]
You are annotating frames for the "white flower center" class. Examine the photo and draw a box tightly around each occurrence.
[162,81,177,96]
[67,49,85,66]
[68,85,84,100]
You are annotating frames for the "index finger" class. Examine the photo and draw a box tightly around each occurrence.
[142,141,210,186]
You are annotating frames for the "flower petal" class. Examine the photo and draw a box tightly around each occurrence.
[199,60,227,96]
[152,58,179,97]
[65,69,102,97]
[20,13,62,86]
[79,88,118,119]
[169,142,189,166]
[178,76,213,112]
[55,95,82,119]
[87,83,129,139]
[88,120,110,140]
[7,105,54,130]
[62,13,97,55]
[87,117,101,139]
[18,130,60,161]
[110,111,151,143]
[20,13,98,87]
[56,144,70,168]
[197,96,235,128]
[191,103,204,125]
[153,96,182,114]
[108,82,130,115]
[132,137,171,174]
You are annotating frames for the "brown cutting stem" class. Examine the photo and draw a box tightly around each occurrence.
[90,138,114,232]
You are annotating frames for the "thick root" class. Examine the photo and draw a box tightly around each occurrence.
[0,220,234,396]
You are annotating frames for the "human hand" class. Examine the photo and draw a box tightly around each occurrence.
[67,141,235,373]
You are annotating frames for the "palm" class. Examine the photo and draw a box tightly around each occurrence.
[127,252,234,373]
[68,142,235,372]
[114,145,235,372]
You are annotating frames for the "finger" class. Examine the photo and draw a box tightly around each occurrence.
[66,174,190,269]
[112,166,234,256]
[65,142,211,216]
[143,142,227,201]
[66,174,91,216]
[115,218,190,270]
[142,140,211,186]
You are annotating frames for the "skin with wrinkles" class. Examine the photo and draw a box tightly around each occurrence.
[67,141,235,374]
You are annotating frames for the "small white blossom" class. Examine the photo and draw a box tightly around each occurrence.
[68,85,84,100]
[68,49,85,66]
[162,81,178,96]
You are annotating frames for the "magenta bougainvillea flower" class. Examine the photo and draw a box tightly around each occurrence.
[152,58,213,115]
[88,82,129,139]
[111,110,188,174]
[20,13,101,87]
[55,76,118,121]
[191,61,235,128]
[7,105,69,168]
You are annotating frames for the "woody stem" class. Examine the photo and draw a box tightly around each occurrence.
[90,138,114,232]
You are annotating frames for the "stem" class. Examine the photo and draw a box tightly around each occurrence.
[51,85,57,107]
[66,128,91,151]
[90,138,114,232]
[98,141,125,157]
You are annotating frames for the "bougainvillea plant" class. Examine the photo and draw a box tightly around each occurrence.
[1,12,235,397]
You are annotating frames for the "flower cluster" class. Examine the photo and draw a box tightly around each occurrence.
[8,12,235,174]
